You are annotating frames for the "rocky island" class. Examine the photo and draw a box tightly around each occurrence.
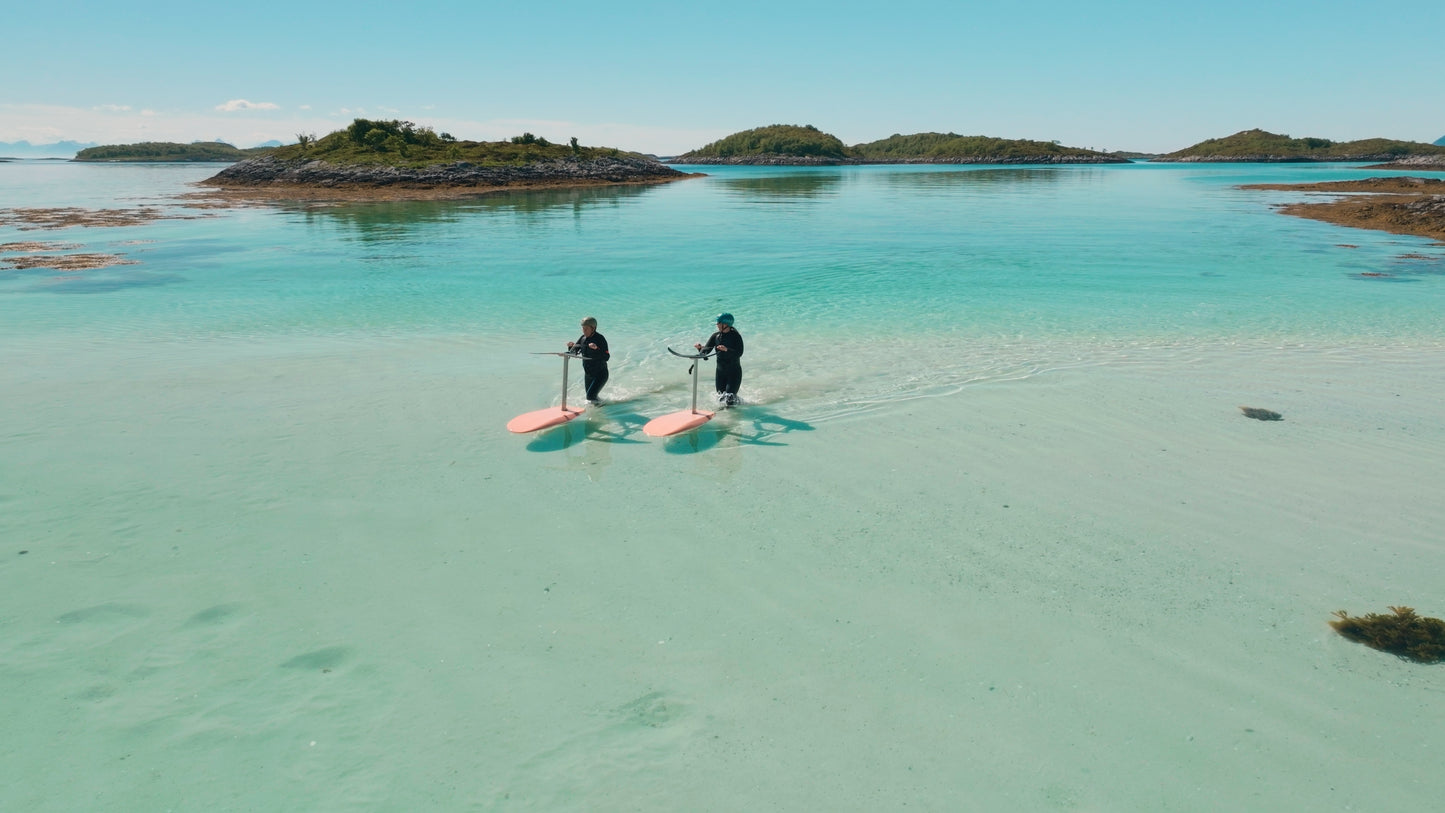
[1154,129,1445,163]
[1241,176,1445,242]
[201,119,694,200]
[670,124,1127,165]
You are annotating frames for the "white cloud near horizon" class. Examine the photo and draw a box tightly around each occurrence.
[0,103,339,149]
[215,99,280,112]
[1,102,732,155]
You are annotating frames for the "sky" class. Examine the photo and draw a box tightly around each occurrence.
[3,0,1443,155]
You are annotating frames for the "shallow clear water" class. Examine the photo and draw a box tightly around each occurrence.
[3,160,1443,810]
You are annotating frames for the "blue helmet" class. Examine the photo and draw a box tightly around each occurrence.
[715,313,735,326]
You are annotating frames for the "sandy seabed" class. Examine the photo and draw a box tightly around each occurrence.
[2,334,1442,810]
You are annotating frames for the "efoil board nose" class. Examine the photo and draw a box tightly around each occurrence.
[508,406,584,434]
[643,410,714,437]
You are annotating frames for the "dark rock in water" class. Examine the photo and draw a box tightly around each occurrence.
[1330,606,1445,663]
[1240,406,1284,421]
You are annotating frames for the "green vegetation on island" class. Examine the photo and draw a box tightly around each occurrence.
[269,119,627,168]
[678,124,850,161]
[673,124,1124,164]
[852,132,1114,161]
[74,141,273,162]
[203,119,688,198]
[1158,129,1445,162]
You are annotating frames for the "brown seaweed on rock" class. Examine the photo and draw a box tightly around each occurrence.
[1330,607,1445,663]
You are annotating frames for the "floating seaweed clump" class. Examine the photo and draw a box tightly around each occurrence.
[1330,606,1445,663]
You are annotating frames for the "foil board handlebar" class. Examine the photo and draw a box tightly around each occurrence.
[531,351,592,361]
[668,347,714,361]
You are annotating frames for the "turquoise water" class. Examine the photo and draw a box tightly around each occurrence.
[7,161,1443,418]
[3,160,1444,810]
[6,162,1443,341]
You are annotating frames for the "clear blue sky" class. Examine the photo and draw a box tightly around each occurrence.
[3,0,1442,154]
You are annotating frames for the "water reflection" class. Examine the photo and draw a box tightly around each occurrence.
[291,183,664,241]
[872,167,1070,192]
[714,173,842,201]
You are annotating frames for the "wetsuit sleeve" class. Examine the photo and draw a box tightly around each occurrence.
[732,332,743,358]
[594,333,609,362]
[702,332,719,353]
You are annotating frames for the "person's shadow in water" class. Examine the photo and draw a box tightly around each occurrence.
[523,407,652,453]
[521,404,816,455]
[661,406,816,455]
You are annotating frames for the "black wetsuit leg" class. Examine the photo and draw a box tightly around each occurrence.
[584,365,608,401]
[717,365,742,404]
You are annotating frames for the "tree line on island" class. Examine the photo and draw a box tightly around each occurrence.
[200,119,690,193]
[670,124,1126,164]
[669,124,1445,164]
[74,141,274,162]
[71,120,1445,167]
[74,120,625,166]
[280,119,624,166]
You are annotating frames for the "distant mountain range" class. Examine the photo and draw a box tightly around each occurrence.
[0,140,98,158]
[1436,135,1445,146]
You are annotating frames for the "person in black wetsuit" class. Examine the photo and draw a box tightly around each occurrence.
[567,316,610,403]
[694,312,744,406]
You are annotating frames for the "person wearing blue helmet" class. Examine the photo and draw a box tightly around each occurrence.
[694,312,744,406]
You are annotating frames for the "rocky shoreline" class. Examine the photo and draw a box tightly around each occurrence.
[1155,153,1439,163]
[667,154,1129,166]
[201,154,698,200]
[1241,177,1445,243]
[1363,154,1445,172]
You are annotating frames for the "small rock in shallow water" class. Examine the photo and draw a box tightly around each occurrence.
[1240,406,1284,421]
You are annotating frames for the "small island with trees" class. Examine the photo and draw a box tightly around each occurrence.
[1154,129,1445,163]
[200,119,693,199]
[66,120,1443,239]
[669,124,1127,165]
[75,141,274,162]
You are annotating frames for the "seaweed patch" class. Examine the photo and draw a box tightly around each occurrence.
[1330,606,1445,664]
[0,206,205,231]
[1,253,138,271]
